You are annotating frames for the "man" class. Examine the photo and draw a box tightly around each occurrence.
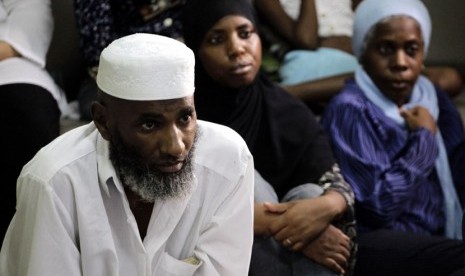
[0,33,254,275]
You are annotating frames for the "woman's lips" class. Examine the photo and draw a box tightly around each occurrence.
[231,63,252,75]
[391,80,409,90]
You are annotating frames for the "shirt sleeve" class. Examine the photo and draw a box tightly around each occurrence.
[0,175,81,276]
[194,152,254,276]
[322,100,439,229]
[0,0,53,67]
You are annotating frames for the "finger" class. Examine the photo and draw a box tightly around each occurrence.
[324,258,345,275]
[327,253,348,274]
[338,244,351,259]
[339,234,351,252]
[400,108,410,118]
[331,252,349,271]
[273,226,291,242]
[263,202,288,214]
[282,238,293,248]
[291,240,305,252]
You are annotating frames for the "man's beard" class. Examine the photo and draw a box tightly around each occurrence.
[109,130,198,203]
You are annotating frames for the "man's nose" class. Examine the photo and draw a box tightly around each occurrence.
[159,126,185,157]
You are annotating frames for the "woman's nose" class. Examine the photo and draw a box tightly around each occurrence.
[392,50,408,70]
[227,35,245,59]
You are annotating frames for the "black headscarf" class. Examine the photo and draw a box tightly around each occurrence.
[182,0,335,198]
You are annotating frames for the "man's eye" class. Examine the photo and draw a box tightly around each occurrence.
[142,121,160,130]
[180,114,192,124]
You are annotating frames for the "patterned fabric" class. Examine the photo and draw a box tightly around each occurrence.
[74,0,186,67]
[321,79,465,236]
[355,67,463,239]
[320,164,357,275]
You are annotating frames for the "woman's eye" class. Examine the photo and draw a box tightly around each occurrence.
[405,44,419,56]
[378,44,393,55]
[239,30,252,39]
[208,34,223,45]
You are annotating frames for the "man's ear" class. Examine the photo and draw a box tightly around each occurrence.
[91,101,111,141]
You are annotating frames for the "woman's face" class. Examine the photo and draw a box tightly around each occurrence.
[361,16,424,107]
[198,15,262,89]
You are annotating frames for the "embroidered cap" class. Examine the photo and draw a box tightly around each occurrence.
[96,33,195,100]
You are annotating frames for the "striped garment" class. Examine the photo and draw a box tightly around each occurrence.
[321,79,465,236]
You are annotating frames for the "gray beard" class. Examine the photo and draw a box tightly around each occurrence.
[109,130,198,203]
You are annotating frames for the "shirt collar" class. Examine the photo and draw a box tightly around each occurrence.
[96,134,125,197]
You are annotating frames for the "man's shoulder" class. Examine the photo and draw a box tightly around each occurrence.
[22,123,99,182]
[194,120,252,180]
[196,120,249,150]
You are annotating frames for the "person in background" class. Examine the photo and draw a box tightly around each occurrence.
[0,0,68,241]
[254,0,463,110]
[0,33,254,276]
[321,0,465,275]
[73,0,189,121]
[182,0,356,275]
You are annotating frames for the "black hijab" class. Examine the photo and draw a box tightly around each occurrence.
[183,0,335,198]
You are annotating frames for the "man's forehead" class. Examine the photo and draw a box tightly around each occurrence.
[116,95,195,115]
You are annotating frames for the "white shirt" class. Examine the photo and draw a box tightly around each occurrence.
[0,120,255,276]
[0,0,67,111]
[279,0,353,37]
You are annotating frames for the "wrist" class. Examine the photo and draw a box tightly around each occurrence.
[322,190,347,220]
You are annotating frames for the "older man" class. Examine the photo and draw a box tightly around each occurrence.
[0,33,254,276]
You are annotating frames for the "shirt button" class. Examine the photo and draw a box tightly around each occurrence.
[163,17,173,27]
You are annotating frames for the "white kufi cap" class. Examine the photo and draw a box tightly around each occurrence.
[97,33,195,100]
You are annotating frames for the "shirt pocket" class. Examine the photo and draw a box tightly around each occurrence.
[157,252,202,276]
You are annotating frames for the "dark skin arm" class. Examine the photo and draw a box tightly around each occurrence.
[254,0,357,105]
[254,191,350,274]
[302,225,351,275]
[281,73,353,104]
[255,0,318,49]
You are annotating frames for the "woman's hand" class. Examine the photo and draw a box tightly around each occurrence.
[301,225,351,275]
[400,106,437,134]
[254,202,285,237]
[264,192,346,251]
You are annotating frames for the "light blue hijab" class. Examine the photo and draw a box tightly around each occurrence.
[353,0,462,239]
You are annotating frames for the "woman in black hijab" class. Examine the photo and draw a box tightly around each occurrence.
[183,0,356,275]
